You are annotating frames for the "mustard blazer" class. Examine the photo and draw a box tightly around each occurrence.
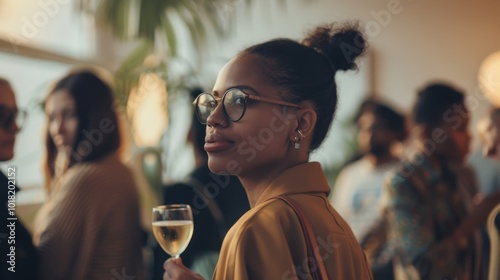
[213,162,373,280]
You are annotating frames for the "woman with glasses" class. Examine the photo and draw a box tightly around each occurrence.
[163,22,373,280]
[33,70,144,280]
[0,78,37,280]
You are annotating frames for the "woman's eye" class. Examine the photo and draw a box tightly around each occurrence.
[206,100,217,108]
[233,96,245,105]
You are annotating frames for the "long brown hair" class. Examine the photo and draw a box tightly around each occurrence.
[43,70,122,191]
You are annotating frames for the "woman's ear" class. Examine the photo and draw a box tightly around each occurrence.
[288,107,317,139]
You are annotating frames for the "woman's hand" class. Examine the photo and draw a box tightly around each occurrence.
[163,258,205,280]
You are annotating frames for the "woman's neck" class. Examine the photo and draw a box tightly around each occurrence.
[238,159,307,207]
[54,151,70,178]
[238,177,269,208]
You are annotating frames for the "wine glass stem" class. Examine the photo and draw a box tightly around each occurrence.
[171,255,180,261]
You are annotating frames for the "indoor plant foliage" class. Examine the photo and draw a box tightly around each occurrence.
[78,0,251,105]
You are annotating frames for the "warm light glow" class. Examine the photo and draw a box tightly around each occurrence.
[479,51,500,106]
[127,73,168,147]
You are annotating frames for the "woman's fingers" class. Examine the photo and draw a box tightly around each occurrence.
[163,258,179,279]
[163,258,205,280]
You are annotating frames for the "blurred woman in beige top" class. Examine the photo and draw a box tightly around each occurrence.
[33,70,143,280]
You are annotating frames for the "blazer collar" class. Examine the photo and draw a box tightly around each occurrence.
[255,162,330,206]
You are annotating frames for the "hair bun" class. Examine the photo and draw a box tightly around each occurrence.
[303,22,367,72]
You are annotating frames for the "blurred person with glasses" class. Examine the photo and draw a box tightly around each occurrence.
[0,78,38,280]
[164,22,373,280]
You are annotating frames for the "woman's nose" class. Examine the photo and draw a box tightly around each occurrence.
[54,118,65,134]
[206,102,226,127]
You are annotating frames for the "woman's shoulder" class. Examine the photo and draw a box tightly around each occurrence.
[62,154,135,193]
[69,153,131,175]
[232,199,299,236]
[254,198,299,218]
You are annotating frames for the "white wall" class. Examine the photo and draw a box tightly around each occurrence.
[0,0,94,58]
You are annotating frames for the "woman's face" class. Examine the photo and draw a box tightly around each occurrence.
[45,90,79,154]
[205,54,297,176]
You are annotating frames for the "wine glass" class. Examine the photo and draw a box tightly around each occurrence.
[152,204,194,260]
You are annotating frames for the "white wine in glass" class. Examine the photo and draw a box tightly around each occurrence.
[152,205,194,260]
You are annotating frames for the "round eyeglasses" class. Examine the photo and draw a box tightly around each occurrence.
[193,88,301,124]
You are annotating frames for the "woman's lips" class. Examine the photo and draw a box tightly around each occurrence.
[205,134,233,153]
[204,141,233,152]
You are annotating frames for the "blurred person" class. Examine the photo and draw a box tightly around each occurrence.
[382,83,500,280]
[152,88,250,280]
[468,109,500,196]
[0,78,37,280]
[163,22,373,279]
[469,108,500,274]
[336,98,383,167]
[331,100,407,240]
[33,70,144,280]
[481,107,500,160]
[331,100,407,280]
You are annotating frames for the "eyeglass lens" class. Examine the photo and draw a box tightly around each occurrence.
[195,93,217,124]
[195,89,248,124]
[222,89,246,122]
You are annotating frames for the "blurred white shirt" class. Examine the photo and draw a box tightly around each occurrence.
[330,157,397,240]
